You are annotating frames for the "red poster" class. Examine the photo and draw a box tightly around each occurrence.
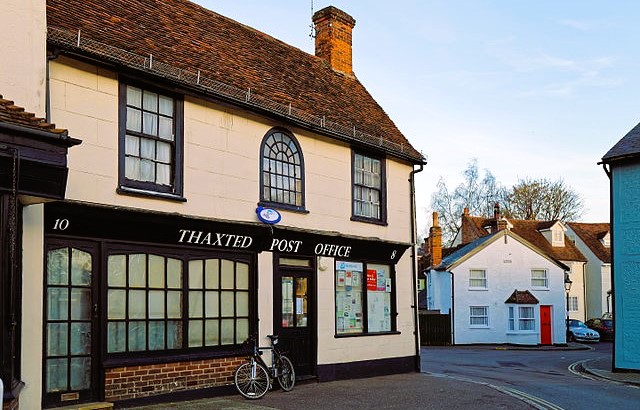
[367,269,377,291]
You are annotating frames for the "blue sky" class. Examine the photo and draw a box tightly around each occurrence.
[193,1,640,230]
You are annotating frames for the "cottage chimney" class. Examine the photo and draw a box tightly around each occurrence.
[312,6,356,76]
[493,203,501,219]
[497,218,508,231]
[429,212,443,267]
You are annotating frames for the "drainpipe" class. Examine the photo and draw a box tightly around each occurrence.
[409,162,424,371]
[46,50,61,122]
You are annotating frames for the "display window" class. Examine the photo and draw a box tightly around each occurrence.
[335,260,395,335]
[106,250,252,355]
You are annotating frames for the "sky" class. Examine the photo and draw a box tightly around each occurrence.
[192,0,640,232]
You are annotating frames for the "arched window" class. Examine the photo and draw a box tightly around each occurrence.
[260,129,305,209]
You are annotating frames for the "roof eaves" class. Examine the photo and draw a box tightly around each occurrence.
[46,26,425,164]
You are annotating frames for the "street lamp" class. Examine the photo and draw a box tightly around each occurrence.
[564,272,573,343]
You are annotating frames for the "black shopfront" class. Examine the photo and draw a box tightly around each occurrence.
[1,119,81,408]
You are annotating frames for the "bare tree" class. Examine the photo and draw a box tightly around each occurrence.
[502,178,585,221]
[430,159,506,245]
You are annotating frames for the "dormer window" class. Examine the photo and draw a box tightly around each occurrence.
[552,227,564,247]
[601,232,611,248]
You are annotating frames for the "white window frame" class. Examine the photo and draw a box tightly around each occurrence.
[552,228,564,246]
[507,305,537,333]
[531,268,548,289]
[568,296,579,312]
[469,305,489,328]
[469,269,487,290]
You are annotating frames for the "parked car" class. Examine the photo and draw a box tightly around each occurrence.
[567,319,600,343]
[586,317,614,341]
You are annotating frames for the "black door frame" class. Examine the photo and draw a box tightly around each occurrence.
[43,238,102,408]
[273,254,317,378]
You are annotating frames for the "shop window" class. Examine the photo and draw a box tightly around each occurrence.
[335,261,395,335]
[106,253,250,353]
[187,258,250,347]
[352,151,386,223]
[260,128,305,210]
[507,305,536,332]
[119,82,183,198]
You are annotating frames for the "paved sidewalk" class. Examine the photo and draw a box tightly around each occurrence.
[581,355,640,386]
[124,372,535,410]
[122,342,640,409]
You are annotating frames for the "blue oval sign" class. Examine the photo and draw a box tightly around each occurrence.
[256,206,281,225]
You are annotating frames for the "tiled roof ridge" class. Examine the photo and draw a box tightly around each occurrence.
[46,0,425,163]
[0,95,68,135]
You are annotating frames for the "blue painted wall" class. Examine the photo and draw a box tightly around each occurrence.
[612,162,640,370]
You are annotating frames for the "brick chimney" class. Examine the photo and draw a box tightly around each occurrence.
[429,212,443,267]
[312,6,356,76]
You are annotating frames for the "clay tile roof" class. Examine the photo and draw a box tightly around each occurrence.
[46,0,424,163]
[567,222,611,263]
[505,290,539,305]
[464,215,586,262]
[508,220,586,262]
[602,122,640,163]
[0,95,68,136]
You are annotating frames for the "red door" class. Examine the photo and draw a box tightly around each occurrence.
[540,305,552,345]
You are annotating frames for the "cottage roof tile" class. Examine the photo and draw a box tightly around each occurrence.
[0,95,68,136]
[567,222,611,264]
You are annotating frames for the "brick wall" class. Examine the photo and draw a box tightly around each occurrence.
[104,356,245,401]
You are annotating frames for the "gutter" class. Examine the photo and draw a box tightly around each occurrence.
[409,162,424,371]
[0,122,81,147]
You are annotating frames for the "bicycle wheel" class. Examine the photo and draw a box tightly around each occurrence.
[276,355,296,391]
[234,360,270,399]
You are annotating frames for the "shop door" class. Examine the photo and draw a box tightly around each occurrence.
[540,305,552,345]
[275,262,315,378]
[43,241,99,407]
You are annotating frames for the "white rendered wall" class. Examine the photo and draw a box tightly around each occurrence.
[20,204,45,410]
[426,270,451,313]
[567,226,611,319]
[564,260,587,321]
[451,234,567,345]
[48,57,414,245]
[0,0,46,115]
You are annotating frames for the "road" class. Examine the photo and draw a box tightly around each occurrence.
[421,342,640,409]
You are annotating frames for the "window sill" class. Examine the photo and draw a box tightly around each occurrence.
[468,288,488,291]
[103,347,242,368]
[334,330,400,338]
[350,216,388,226]
[531,287,549,291]
[258,201,309,214]
[118,186,187,202]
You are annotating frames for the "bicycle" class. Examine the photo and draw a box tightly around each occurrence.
[234,334,296,399]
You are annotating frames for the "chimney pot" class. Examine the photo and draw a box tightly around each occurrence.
[312,6,356,75]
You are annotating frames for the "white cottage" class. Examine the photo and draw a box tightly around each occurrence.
[425,213,569,346]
